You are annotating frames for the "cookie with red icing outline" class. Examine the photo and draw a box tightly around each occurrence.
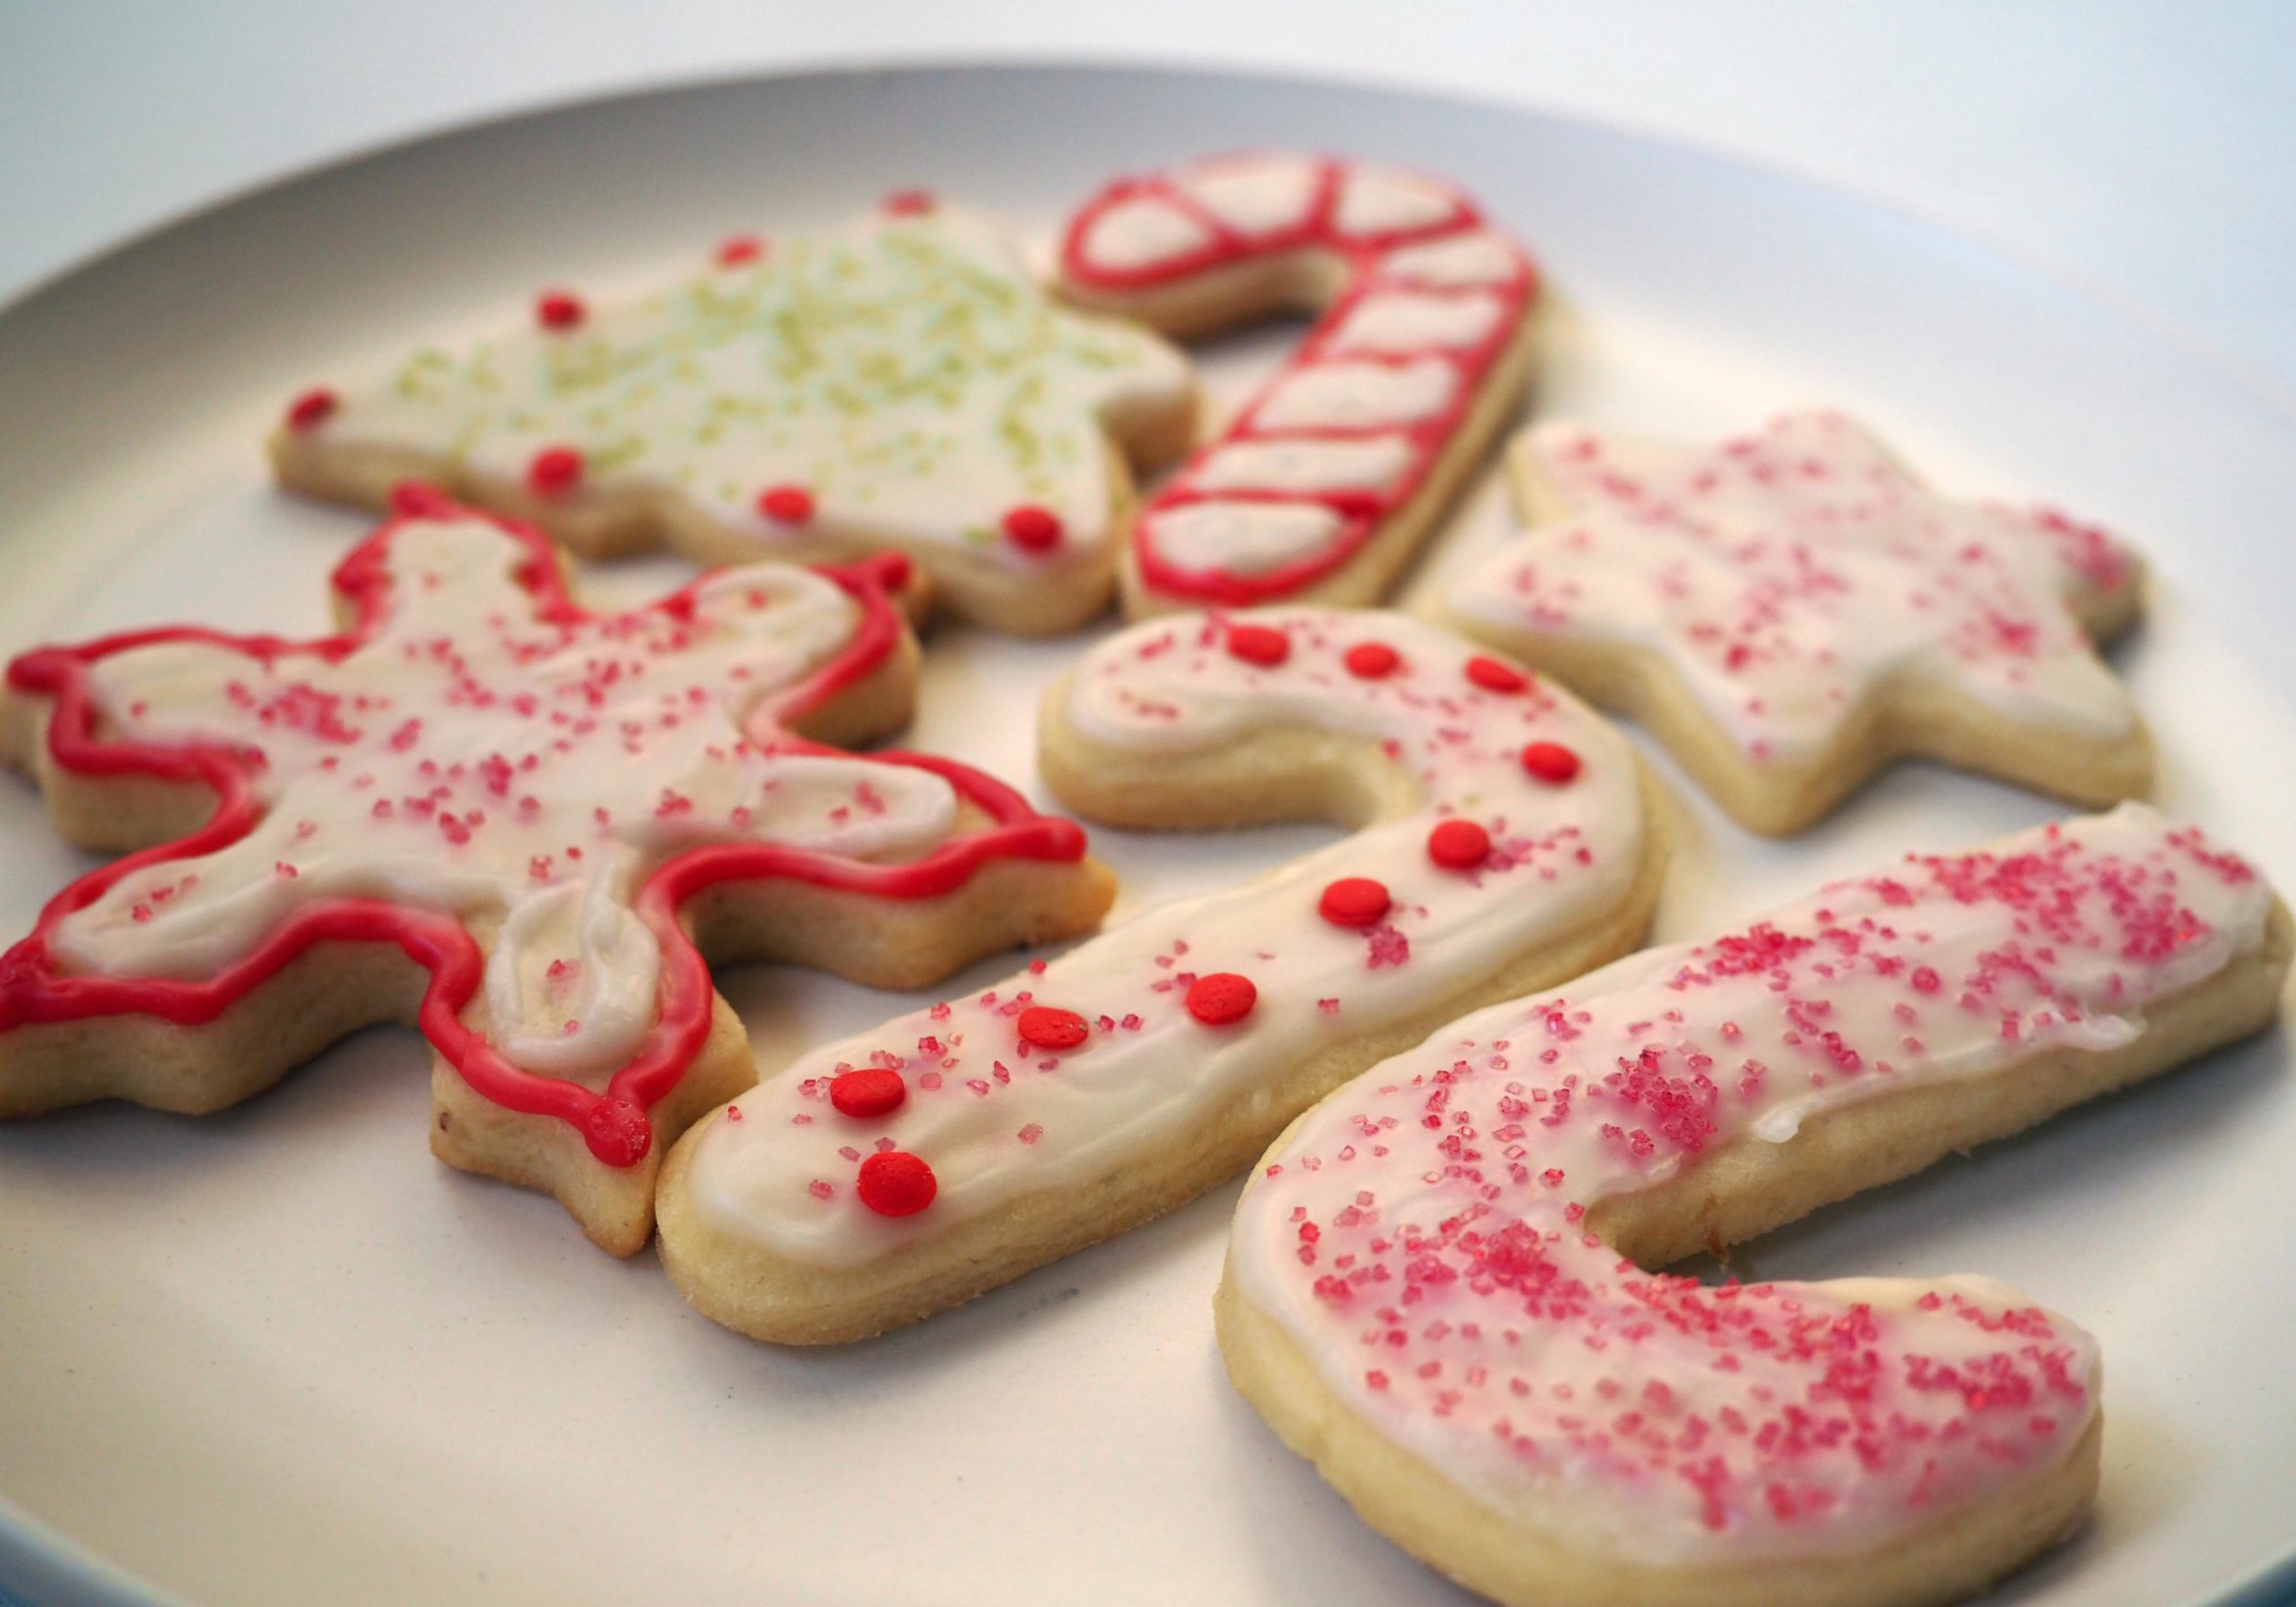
[655,609,1666,1342]
[271,195,1196,636]
[1056,153,1540,618]
[0,492,1115,1253]
[1222,804,2289,1607]
[1439,411,2152,834]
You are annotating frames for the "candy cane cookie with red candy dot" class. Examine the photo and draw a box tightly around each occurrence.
[655,612,1666,1342]
[1055,154,1540,617]
[1222,804,2291,1607]
[0,491,1115,1254]
[271,197,1195,635]
[1439,411,2152,835]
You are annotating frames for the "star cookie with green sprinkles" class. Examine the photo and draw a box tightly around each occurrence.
[272,192,1198,635]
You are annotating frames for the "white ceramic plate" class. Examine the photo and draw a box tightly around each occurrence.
[3,63,2293,1607]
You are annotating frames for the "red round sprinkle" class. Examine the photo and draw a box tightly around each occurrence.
[1318,877,1392,928]
[856,1151,936,1216]
[1017,1004,1089,1051]
[1002,504,1064,552]
[758,483,815,524]
[284,387,338,431]
[883,188,936,216]
[1519,741,1581,784]
[1343,641,1400,679]
[526,446,584,496]
[1428,819,1492,869]
[535,291,586,330]
[1186,972,1257,1026]
[1227,624,1291,667]
[389,481,454,517]
[581,1096,651,1167]
[716,234,765,267]
[829,1066,907,1119]
[1465,656,1528,693]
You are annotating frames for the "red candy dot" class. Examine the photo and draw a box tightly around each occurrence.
[581,1096,652,1167]
[1465,656,1528,693]
[284,387,338,431]
[1344,641,1400,679]
[536,291,586,330]
[1227,624,1292,667]
[857,1151,937,1217]
[1186,972,1257,1026]
[1318,877,1392,928]
[829,1066,907,1119]
[1428,819,1492,869]
[716,234,765,266]
[527,446,584,496]
[1017,1005,1089,1051]
[389,481,455,517]
[758,483,815,525]
[1003,504,1064,552]
[1519,741,1581,784]
[883,188,936,215]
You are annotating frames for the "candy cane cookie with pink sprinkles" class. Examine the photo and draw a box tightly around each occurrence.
[1439,411,2152,835]
[1056,153,1540,617]
[655,612,1666,1342]
[0,492,1115,1254]
[271,197,1195,635]
[1222,804,2290,1607]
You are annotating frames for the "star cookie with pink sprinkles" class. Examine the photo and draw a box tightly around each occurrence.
[1440,411,2150,834]
[0,492,1114,1252]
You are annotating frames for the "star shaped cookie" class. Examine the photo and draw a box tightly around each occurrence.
[1439,411,2149,833]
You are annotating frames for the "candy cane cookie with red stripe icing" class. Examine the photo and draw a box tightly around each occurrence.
[0,491,1114,1254]
[1056,153,1540,617]
[655,611,1666,1342]
[1222,804,2290,1607]
[272,196,1196,636]
[1439,411,2151,835]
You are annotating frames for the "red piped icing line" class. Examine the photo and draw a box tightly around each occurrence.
[1059,154,1538,605]
[0,495,1087,1168]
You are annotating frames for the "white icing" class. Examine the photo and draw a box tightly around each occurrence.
[679,610,1648,1266]
[1081,194,1216,271]
[1232,804,2267,1562]
[1382,230,1529,288]
[1254,358,1460,430]
[318,209,1192,574]
[1444,412,2142,766]
[1178,157,1326,237]
[1329,290,1507,353]
[1335,166,1465,237]
[1063,156,1534,596]
[51,516,967,1080]
[1188,437,1414,495]
[1143,503,1346,577]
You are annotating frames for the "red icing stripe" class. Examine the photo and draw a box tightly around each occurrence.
[1058,154,1540,607]
[0,499,1086,1168]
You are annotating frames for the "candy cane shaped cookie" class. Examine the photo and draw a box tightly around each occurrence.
[1439,412,2151,834]
[1057,154,1540,616]
[0,492,1115,1254]
[1222,805,2290,1607]
[656,611,1666,1342]
[272,200,1196,635]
